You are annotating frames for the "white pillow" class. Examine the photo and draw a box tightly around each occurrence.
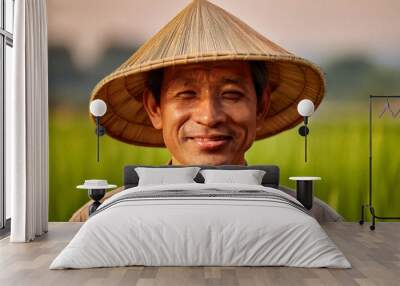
[200,169,266,185]
[135,167,201,186]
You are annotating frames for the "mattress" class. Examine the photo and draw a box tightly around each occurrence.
[50,183,351,269]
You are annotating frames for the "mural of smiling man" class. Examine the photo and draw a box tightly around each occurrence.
[70,0,341,222]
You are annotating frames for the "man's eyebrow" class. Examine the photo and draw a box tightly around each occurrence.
[166,76,247,88]
[167,77,196,87]
[218,77,247,87]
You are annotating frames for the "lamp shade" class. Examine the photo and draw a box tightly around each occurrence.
[297,99,315,117]
[90,99,107,117]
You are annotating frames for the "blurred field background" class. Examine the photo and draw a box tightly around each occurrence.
[47,0,400,221]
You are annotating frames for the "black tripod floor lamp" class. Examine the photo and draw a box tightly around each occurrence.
[359,95,400,230]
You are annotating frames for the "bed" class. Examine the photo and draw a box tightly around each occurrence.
[50,165,351,269]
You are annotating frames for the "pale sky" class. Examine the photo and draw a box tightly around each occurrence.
[47,0,400,69]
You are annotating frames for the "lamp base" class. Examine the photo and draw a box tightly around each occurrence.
[95,125,106,136]
[298,125,309,136]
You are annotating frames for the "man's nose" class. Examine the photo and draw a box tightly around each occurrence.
[192,94,226,127]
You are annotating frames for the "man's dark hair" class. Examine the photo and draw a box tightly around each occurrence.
[146,61,269,105]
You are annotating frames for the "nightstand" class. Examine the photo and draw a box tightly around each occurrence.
[77,180,117,215]
[289,177,321,210]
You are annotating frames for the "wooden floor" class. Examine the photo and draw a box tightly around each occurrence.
[0,222,399,286]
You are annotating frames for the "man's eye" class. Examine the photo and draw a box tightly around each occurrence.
[222,91,244,100]
[176,91,196,99]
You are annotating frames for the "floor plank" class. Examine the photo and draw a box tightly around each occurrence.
[0,222,399,286]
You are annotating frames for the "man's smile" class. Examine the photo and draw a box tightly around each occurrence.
[184,134,233,151]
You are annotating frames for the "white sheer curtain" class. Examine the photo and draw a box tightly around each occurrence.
[7,0,49,242]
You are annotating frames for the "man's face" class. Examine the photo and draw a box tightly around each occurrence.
[143,61,269,165]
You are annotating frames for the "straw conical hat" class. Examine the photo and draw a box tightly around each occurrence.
[90,0,325,147]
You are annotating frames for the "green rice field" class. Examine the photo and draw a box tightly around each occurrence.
[49,101,400,222]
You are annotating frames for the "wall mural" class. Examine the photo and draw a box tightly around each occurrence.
[47,0,400,222]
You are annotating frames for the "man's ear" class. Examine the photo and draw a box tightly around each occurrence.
[142,88,163,130]
[256,86,271,131]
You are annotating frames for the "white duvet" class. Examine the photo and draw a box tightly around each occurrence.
[50,183,351,269]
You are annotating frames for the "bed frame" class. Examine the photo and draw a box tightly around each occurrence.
[124,164,280,189]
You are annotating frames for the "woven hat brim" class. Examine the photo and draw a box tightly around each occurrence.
[89,53,325,147]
